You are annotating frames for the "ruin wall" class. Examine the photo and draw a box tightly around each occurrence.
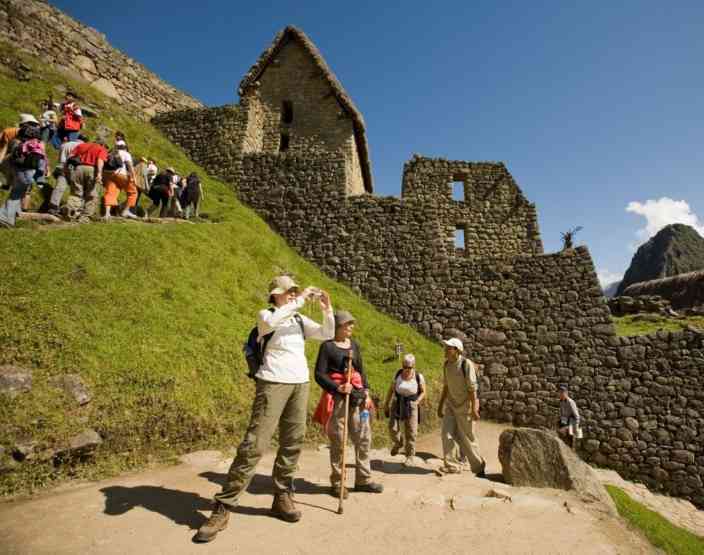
[154,112,704,508]
[0,0,202,118]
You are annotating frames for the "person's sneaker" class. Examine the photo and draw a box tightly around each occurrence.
[329,485,349,499]
[120,209,138,220]
[390,444,401,457]
[271,491,302,522]
[437,464,461,475]
[354,482,384,494]
[194,502,230,543]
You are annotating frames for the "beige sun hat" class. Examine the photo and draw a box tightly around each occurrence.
[268,275,299,297]
[442,337,464,352]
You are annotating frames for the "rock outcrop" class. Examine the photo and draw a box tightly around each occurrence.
[0,0,202,118]
[0,365,32,397]
[498,428,615,514]
[617,224,704,296]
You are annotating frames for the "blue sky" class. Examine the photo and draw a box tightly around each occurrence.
[53,0,704,284]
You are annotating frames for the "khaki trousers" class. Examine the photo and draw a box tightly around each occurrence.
[66,165,99,218]
[442,403,485,473]
[215,380,308,508]
[388,399,419,457]
[328,396,372,487]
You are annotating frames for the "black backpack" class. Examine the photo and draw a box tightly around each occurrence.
[104,149,124,171]
[243,310,305,379]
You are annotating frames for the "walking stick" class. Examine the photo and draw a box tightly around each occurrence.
[337,350,353,515]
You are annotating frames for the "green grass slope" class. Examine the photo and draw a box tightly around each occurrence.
[606,486,704,555]
[0,43,444,495]
[612,314,704,337]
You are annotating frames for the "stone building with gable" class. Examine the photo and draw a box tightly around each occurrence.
[154,26,704,507]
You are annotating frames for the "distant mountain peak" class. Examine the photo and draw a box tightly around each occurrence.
[616,223,704,295]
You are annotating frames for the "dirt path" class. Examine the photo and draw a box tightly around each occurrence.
[0,422,652,554]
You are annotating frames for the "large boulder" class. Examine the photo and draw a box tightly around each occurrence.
[498,427,615,514]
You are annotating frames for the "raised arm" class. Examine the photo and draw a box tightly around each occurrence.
[258,297,305,336]
[300,291,334,341]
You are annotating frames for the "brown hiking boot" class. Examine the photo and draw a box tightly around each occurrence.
[194,502,230,543]
[271,491,302,522]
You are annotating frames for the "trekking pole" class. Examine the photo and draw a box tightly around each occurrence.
[337,351,353,515]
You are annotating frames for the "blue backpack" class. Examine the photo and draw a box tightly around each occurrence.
[243,309,305,379]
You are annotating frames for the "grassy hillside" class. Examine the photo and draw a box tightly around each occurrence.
[606,486,704,555]
[612,314,704,337]
[0,43,444,495]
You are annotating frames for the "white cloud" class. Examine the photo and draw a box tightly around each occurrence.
[626,197,704,242]
[597,268,622,287]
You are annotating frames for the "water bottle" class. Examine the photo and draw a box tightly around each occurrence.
[360,408,370,424]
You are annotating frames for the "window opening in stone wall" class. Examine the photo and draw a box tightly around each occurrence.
[455,225,465,253]
[280,133,290,152]
[452,181,465,202]
[282,101,293,124]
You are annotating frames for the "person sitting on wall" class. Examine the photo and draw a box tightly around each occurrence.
[557,384,582,449]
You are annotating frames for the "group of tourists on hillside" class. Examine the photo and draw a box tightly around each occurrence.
[0,92,204,228]
[192,274,579,544]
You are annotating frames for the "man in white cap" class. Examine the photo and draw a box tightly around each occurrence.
[196,275,335,544]
[437,337,486,476]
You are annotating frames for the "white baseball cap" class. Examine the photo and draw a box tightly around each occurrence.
[442,337,464,352]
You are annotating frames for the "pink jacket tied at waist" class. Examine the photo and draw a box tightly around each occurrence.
[313,370,364,434]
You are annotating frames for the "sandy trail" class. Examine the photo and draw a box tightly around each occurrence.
[0,421,652,554]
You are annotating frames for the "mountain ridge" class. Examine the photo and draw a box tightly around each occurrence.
[616,223,704,295]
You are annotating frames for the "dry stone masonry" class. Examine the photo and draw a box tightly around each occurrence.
[161,26,704,508]
[0,0,202,118]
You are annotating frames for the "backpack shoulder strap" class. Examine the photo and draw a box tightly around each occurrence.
[259,307,276,352]
[461,357,469,378]
[293,313,305,338]
[394,369,402,380]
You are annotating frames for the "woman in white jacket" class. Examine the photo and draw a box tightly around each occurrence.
[196,275,334,544]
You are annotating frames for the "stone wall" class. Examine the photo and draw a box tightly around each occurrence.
[623,270,704,311]
[154,110,704,506]
[0,0,202,118]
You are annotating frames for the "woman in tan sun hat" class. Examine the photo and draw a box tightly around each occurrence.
[196,275,334,544]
